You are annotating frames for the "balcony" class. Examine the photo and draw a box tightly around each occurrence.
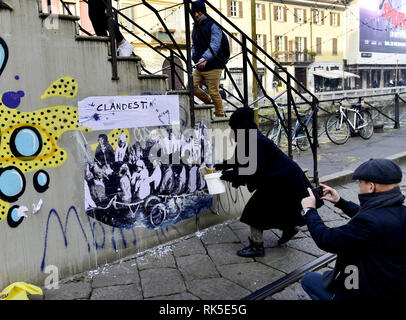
[151,28,186,49]
[273,51,315,65]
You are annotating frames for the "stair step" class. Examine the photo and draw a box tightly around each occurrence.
[211,116,229,123]
[194,103,214,110]
[39,13,80,21]
[76,35,110,42]
[138,74,168,80]
[108,55,142,62]
[167,89,190,95]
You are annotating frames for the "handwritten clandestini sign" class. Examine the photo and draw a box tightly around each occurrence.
[78,95,180,130]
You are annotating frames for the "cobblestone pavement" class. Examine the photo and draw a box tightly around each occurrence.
[38,162,406,300]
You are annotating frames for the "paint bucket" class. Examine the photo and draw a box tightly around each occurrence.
[204,172,226,195]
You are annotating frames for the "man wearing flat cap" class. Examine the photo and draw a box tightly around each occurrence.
[300,158,406,300]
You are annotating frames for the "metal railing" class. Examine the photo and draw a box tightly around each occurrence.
[242,253,337,300]
[57,0,321,183]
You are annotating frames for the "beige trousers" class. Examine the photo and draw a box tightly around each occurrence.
[192,68,224,116]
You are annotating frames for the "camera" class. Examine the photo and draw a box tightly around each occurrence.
[311,185,324,209]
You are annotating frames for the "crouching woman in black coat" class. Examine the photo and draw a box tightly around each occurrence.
[215,108,313,257]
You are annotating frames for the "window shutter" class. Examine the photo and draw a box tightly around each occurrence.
[275,36,280,52]
[295,37,299,52]
[274,6,277,21]
[289,40,293,52]
[313,10,317,24]
[262,4,265,20]
[294,9,298,23]
[330,13,333,26]
[304,37,307,51]
[304,9,307,23]
[322,10,325,25]
[227,0,231,17]
[338,13,341,26]
[284,36,288,52]
[316,37,322,54]
[284,7,287,21]
[333,38,337,55]
[239,1,243,18]
[263,35,267,51]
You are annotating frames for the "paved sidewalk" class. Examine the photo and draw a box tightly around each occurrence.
[37,127,406,300]
[39,161,406,300]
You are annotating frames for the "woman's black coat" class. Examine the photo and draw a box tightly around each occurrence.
[219,129,312,230]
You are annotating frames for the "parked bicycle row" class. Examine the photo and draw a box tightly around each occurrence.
[260,94,406,151]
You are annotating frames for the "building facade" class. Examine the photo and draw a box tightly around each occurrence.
[45,0,349,95]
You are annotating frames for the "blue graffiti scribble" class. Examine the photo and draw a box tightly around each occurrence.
[111,227,127,251]
[15,75,19,80]
[92,113,101,121]
[2,91,25,109]
[41,206,91,271]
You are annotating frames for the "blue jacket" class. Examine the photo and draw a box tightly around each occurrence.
[305,197,406,300]
[192,16,229,71]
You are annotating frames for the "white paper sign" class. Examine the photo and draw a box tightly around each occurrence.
[78,95,180,130]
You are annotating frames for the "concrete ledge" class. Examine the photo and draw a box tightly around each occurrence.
[167,90,190,95]
[39,13,80,21]
[108,55,142,62]
[320,151,406,187]
[211,117,229,123]
[138,74,168,80]
[194,104,214,111]
[76,35,110,42]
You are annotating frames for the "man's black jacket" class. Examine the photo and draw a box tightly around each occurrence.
[305,197,406,300]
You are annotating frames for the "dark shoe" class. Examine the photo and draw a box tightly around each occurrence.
[278,227,299,245]
[237,237,265,258]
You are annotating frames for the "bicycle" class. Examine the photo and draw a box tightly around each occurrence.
[266,106,314,151]
[325,99,374,145]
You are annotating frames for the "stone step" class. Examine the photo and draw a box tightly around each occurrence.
[39,12,80,21]
[76,35,110,42]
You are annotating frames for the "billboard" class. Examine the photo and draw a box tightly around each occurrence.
[360,0,406,54]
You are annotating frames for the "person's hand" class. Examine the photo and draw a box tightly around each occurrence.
[301,188,316,209]
[320,183,340,204]
[197,58,207,69]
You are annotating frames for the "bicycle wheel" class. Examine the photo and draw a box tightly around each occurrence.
[296,121,313,151]
[358,110,374,140]
[325,113,350,145]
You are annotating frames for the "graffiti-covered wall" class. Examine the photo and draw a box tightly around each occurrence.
[0,0,249,289]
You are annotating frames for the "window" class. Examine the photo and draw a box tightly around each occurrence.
[274,6,284,22]
[119,4,135,32]
[295,8,305,24]
[316,37,322,54]
[230,1,239,17]
[256,4,261,19]
[313,10,324,25]
[256,34,266,51]
[296,37,306,52]
[331,12,340,26]
[62,1,76,16]
[275,36,285,52]
[256,4,265,20]
[332,38,338,55]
